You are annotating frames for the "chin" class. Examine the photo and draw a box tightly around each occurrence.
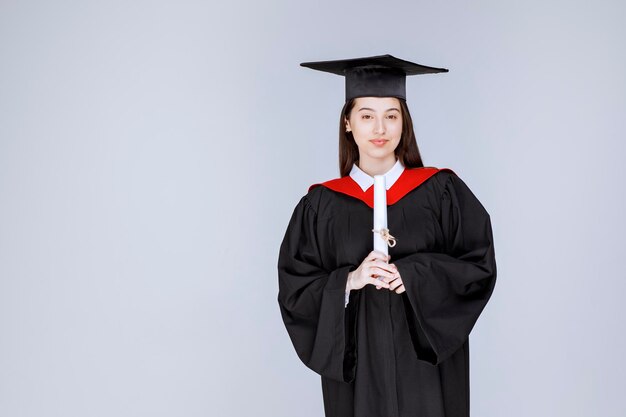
[367,152,395,160]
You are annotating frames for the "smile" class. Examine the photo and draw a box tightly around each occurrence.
[369,139,389,146]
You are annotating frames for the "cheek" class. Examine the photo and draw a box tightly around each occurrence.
[352,124,369,140]
[392,121,403,137]
[351,130,367,147]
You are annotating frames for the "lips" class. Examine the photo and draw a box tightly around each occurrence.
[370,139,388,146]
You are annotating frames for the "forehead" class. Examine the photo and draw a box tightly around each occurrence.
[354,96,401,109]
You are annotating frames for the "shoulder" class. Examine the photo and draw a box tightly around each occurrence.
[427,168,482,200]
[307,174,350,194]
[401,166,460,192]
[302,174,363,217]
[428,168,490,213]
[306,173,351,197]
[428,167,458,187]
[285,180,337,219]
[302,180,341,215]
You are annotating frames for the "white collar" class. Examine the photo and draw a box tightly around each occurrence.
[349,159,405,192]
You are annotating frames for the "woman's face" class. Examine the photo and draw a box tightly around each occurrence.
[345,96,403,163]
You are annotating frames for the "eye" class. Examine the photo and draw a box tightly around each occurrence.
[387,114,398,120]
[362,114,373,120]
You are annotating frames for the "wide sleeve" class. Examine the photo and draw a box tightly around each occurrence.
[393,172,497,366]
[277,195,359,383]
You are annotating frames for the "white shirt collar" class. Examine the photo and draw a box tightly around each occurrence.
[349,158,405,192]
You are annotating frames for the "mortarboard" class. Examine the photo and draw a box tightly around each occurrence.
[300,54,448,102]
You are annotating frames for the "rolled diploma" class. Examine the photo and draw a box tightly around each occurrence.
[373,175,388,281]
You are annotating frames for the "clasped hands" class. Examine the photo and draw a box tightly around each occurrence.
[346,250,405,294]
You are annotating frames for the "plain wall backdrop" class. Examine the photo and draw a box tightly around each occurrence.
[1,1,625,416]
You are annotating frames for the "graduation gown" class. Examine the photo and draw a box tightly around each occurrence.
[277,167,497,417]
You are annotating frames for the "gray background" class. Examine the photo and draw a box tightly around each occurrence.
[1,1,624,416]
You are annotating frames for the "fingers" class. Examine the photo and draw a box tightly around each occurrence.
[384,270,405,294]
[366,250,391,263]
[365,259,396,277]
[359,253,398,292]
[389,277,403,291]
[369,277,390,289]
[375,280,404,293]
[371,263,398,290]
[374,275,387,290]
[379,272,400,284]
[369,266,396,280]
[375,281,405,293]
[368,260,396,273]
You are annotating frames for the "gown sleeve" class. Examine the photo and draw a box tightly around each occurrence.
[277,195,359,383]
[393,172,497,366]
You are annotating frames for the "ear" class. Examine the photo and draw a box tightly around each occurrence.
[344,117,351,132]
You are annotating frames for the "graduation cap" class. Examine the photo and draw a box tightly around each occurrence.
[300,54,448,101]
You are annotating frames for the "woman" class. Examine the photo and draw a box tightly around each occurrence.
[277,54,497,417]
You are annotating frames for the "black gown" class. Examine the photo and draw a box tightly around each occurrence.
[277,167,497,417]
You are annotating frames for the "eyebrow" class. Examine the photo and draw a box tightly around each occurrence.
[357,107,400,112]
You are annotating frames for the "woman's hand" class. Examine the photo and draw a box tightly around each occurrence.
[385,268,405,294]
[347,250,397,291]
[374,262,406,294]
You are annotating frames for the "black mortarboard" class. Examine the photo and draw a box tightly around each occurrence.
[300,54,448,101]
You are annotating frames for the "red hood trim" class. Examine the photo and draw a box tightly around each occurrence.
[308,167,455,208]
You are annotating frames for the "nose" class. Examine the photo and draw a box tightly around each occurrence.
[374,117,385,135]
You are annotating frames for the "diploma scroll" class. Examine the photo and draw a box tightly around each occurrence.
[373,175,388,256]
[373,175,390,282]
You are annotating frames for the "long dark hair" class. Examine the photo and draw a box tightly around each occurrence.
[338,97,424,177]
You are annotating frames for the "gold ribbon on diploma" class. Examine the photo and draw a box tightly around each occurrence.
[372,228,397,248]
